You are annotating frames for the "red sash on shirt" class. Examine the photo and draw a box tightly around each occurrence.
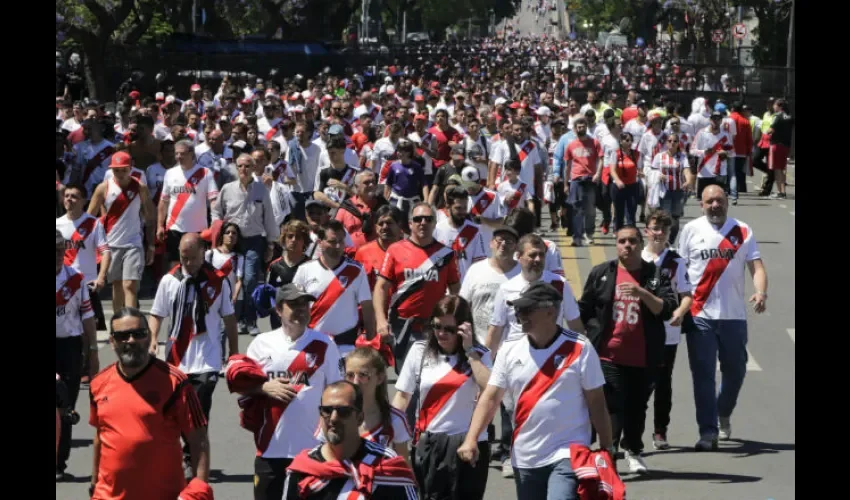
[167,266,225,367]
[264,127,279,143]
[166,168,207,230]
[512,335,584,445]
[103,178,141,234]
[82,146,115,184]
[308,262,363,329]
[470,190,495,216]
[507,183,527,209]
[699,136,730,175]
[64,217,97,267]
[215,255,236,279]
[379,152,399,184]
[517,141,535,163]
[369,105,381,120]
[690,224,747,317]
[56,272,84,307]
[451,224,479,259]
[414,359,470,443]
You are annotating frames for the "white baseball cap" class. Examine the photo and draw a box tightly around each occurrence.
[536,106,552,117]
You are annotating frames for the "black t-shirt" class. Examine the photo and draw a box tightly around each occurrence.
[770,112,794,147]
[284,442,415,500]
[267,255,308,288]
[317,165,358,193]
[431,162,462,208]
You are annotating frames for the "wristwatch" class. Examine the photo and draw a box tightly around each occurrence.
[464,345,479,357]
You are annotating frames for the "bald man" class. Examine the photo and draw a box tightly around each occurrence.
[354,91,383,125]
[677,185,768,451]
[196,129,234,186]
[149,233,238,479]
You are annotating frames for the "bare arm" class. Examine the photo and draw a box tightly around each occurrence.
[391,390,412,412]
[566,317,585,334]
[90,429,101,492]
[87,183,106,217]
[373,276,392,337]
[83,316,99,376]
[748,258,768,294]
[467,353,491,390]
[156,196,169,238]
[223,314,239,357]
[187,427,211,482]
[583,386,613,449]
[485,324,504,358]
[312,190,341,210]
[148,314,164,356]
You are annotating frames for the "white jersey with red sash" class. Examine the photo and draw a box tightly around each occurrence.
[56,213,108,283]
[498,179,530,210]
[264,117,283,143]
[409,131,435,176]
[56,265,94,338]
[292,258,371,340]
[204,248,243,296]
[271,158,293,184]
[467,188,503,244]
[355,103,383,124]
[652,151,689,191]
[161,164,219,233]
[678,216,760,321]
[103,177,143,248]
[395,341,492,442]
[433,219,488,281]
[244,328,343,458]
[70,140,115,197]
[360,408,412,448]
[499,140,538,191]
[489,328,605,468]
[692,130,733,177]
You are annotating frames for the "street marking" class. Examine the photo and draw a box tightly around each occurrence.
[716,347,762,371]
[589,244,608,269]
[787,328,795,343]
[779,204,787,209]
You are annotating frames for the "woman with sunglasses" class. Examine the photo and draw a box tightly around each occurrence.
[344,347,412,462]
[608,132,641,231]
[651,135,693,244]
[392,295,492,500]
[205,222,244,365]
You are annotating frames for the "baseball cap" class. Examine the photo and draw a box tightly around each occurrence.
[414,113,428,121]
[109,151,132,169]
[492,225,519,241]
[714,102,727,114]
[460,166,481,189]
[535,106,552,117]
[231,140,247,149]
[450,144,466,158]
[328,124,344,136]
[190,83,202,92]
[275,283,315,304]
[306,199,329,211]
[507,281,563,310]
[710,110,723,119]
[155,92,165,101]
[56,229,65,246]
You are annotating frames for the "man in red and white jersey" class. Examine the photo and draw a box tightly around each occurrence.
[57,183,111,331]
[354,91,384,125]
[678,185,767,451]
[353,205,404,293]
[236,284,343,500]
[373,202,461,375]
[371,122,403,182]
[65,118,115,199]
[490,121,542,214]
[690,111,733,199]
[56,228,99,481]
[157,139,219,269]
[488,234,583,353]
[461,166,504,244]
[88,152,156,311]
[433,186,488,282]
[458,282,613,500]
[293,220,376,356]
[149,233,239,476]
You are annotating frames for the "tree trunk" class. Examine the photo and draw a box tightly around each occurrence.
[83,38,108,101]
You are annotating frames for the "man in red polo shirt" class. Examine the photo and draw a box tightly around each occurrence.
[564,117,603,247]
[335,170,387,247]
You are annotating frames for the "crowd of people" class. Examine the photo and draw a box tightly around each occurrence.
[55,29,790,500]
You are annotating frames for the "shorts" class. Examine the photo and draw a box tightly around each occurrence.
[768,144,789,171]
[165,230,186,263]
[108,246,144,282]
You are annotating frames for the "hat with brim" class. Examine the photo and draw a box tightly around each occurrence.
[492,225,519,241]
[275,284,315,304]
[507,281,563,310]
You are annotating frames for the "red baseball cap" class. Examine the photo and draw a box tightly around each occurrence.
[128,91,140,100]
[109,152,132,169]
[414,114,428,121]
[414,94,425,102]
[190,84,202,92]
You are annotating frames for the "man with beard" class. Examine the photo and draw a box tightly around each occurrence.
[577,225,677,474]
[88,307,210,499]
[149,233,238,477]
[433,186,488,282]
[283,382,418,499]
[678,186,768,451]
[336,170,387,248]
[353,205,404,293]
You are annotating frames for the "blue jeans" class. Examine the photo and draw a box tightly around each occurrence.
[514,458,577,500]
[727,157,748,199]
[611,182,639,230]
[568,179,596,244]
[686,317,748,437]
[240,235,268,326]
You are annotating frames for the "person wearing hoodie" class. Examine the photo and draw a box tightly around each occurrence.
[687,97,711,137]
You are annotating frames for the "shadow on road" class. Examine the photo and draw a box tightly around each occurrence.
[623,469,761,484]
[71,438,92,448]
[646,439,794,459]
[208,469,255,484]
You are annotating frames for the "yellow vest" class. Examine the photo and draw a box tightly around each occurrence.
[760,112,775,134]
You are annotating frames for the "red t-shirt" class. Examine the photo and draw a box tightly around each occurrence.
[564,137,603,180]
[89,358,207,500]
[335,196,377,248]
[378,239,460,319]
[427,125,464,168]
[599,267,646,368]
[614,149,641,185]
[354,240,389,293]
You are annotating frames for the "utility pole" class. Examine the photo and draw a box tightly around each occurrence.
[786,0,795,68]
[402,10,407,43]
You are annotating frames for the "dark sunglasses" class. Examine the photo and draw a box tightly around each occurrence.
[411,215,435,224]
[515,306,538,318]
[112,328,149,342]
[318,405,357,419]
[431,323,458,334]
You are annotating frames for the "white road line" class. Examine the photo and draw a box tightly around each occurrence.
[779,204,787,209]
[787,328,795,343]
[789,211,795,216]
[716,347,762,371]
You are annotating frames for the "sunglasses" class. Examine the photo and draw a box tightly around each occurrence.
[411,215,435,224]
[431,323,458,334]
[112,328,149,342]
[318,405,357,419]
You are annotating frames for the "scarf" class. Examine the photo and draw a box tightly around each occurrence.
[169,263,217,341]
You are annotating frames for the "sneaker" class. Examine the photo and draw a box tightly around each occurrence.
[583,236,594,246]
[652,433,669,450]
[248,324,261,336]
[600,223,610,235]
[770,192,787,199]
[719,417,732,441]
[55,468,69,482]
[501,458,514,478]
[731,199,738,206]
[694,435,718,451]
[624,450,648,474]
[237,321,248,334]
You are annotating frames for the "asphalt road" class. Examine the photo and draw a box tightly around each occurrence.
[57,161,795,499]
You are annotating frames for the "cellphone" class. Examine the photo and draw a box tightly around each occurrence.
[264,165,274,176]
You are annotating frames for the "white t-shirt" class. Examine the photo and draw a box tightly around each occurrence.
[361,408,412,447]
[543,240,564,277]
[677,216,760,321]
[641,248,691,345]
[161,165,219,233]
[245,328,343,458]
[204,249,243,297]
[56,213,109,283]
[150,270,235,374]
[489,329,605,468]
[395,341,492,440]
[497,178,532,211]
[292,258,371,350]
[288,142,322,194]
[103,178,144,249]
[459,260,521,345]
[490,271,581,344]
[56,266,94,338]
[433,220,488,282]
